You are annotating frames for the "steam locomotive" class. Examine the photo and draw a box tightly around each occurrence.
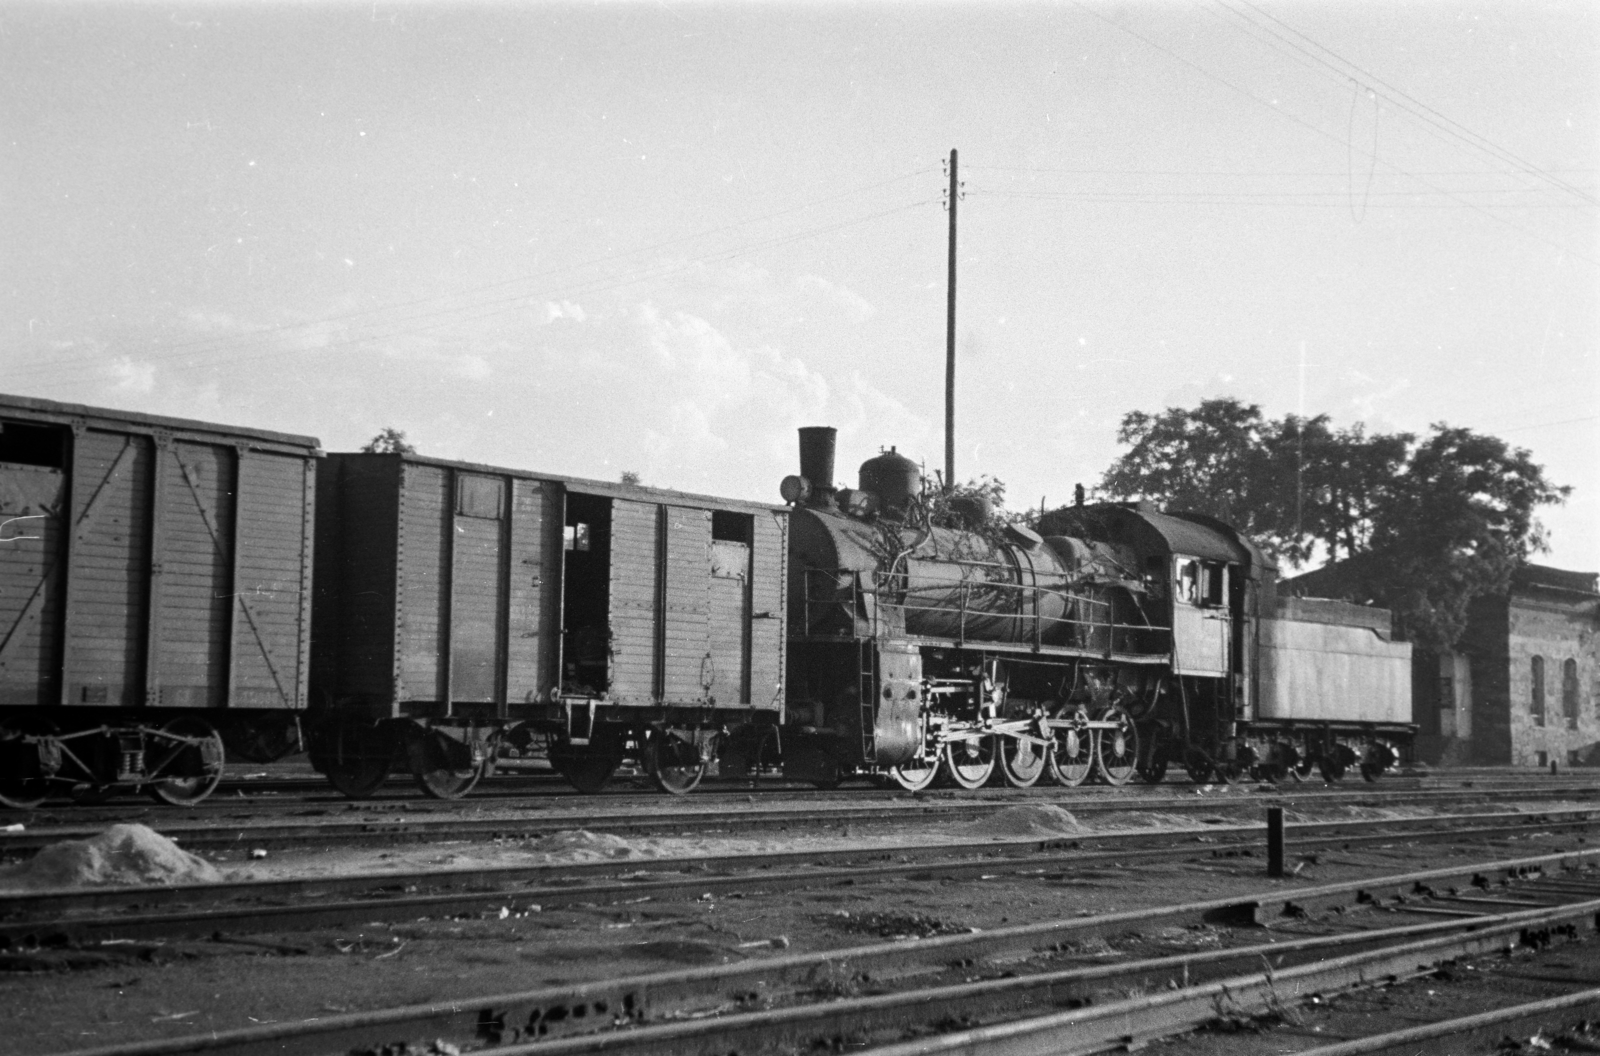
[0,395,1410,806]
[778,426,1411,792]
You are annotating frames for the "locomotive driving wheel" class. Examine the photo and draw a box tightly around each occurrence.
[887,754,939,791]
[941,735,996,790]
[997,728,1048,788]
[145,717,225,806]
[1046,711,1093,787]
[1092,707,1139,786]
[644,731,708,795]
[413,728,485,800]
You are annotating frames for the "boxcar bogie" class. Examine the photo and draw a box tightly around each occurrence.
[0,395,319,808]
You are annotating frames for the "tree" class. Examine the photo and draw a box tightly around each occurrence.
[619,470,642,486]
[1098,398,1278,542]
[361,427,414,455]
[1098,399,1569,651]
[1256,415,1411,566]
[926,474,1011,531]
[1326,426,1569,650]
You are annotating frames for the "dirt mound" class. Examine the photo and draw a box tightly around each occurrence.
[969,803,1085,838]
[0,824,222,891]
[525,829,644,861]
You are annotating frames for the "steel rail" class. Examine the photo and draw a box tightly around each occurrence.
[9,783,1600,857]
[3,816,1600,947]
[851,917,1596,1056]
[1290,987,1600,1056]
[37,853,1600,1056]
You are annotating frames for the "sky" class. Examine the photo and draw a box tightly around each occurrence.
[3,1,1596,572]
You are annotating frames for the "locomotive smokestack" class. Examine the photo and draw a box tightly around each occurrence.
[797,426,837,497]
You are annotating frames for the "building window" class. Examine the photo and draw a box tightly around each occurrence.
[1564,658,1581,730]
[1531,655,1546,726]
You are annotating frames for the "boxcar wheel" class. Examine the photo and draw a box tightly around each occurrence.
[413,730,484,800]
[1093,708,1139,786]
[941,736,996,790]
[0,720,54,809]
[146,717,225,807]
[1046,717,1093,787]
[998,732,1047,788]
[322,723,392,799]
[0,782,47,810]
[644,736,707,795]
[553,750,617,794]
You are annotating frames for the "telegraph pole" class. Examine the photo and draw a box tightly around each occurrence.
[944,148,958,492]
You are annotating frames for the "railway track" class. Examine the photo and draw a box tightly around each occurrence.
[9,781,1600,858]
[5,807,1598,947]
[36,845,1600,1056]
[20,764,1600,816]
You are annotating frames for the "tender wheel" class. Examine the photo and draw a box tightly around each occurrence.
[552,747,618,794]
[1361,743,1395,782]
[645,733,708,795]
[1254,764,1286,784]
[321,722,393,799]
[941,736,996,790]
[1212,761,1243,785]
[1093,708,1139,786]
[145,717,225,806]
[1290,758,1316,783]
[997,731,1048,789]
[413,729,484,800]
[888,756,939,792]
[1046,716,1093,787]
[1137,757,1169,784]
[1184,749,1214,784]
[1319,758,1347,782]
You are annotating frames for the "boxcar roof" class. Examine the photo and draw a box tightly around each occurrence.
[337,450,786,515]
[0,392,322,454]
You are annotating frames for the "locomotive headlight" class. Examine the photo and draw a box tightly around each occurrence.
[779,474,811,504]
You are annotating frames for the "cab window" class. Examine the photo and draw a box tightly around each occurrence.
[1174,558,1200,604]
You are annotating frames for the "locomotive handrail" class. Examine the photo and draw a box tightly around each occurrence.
[795,566,1169,656]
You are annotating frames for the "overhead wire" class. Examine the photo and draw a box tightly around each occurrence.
[1066,0,1598,265]
[1223,0,1599,207]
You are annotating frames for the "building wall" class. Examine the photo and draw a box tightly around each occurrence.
[1503,593,1600,767]
[1413,649,1474,765]
[1460,595,1513,764]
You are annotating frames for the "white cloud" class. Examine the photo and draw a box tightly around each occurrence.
[795,274,875,322]
[541,300,587,324]
[107,356,156,394]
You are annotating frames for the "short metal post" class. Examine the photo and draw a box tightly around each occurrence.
[1267,806,1285,878]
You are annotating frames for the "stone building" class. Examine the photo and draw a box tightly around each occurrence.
[1283,562,1600,767]
[1417,565,1600,767]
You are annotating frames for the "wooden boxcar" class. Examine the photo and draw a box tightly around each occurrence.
[0,394,319,807]
[309,452,788,796]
